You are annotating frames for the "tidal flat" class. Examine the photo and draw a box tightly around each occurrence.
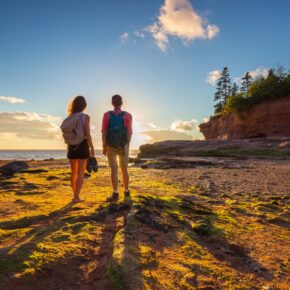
[0,157,289,290]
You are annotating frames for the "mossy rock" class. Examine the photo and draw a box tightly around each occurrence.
[193,222,216,236]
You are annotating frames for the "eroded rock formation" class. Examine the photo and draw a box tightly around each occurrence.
[199,97,290,140]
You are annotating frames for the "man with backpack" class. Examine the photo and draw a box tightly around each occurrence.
[102,94,132,201]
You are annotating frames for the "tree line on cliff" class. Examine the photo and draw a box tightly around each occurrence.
[213,66,290,114]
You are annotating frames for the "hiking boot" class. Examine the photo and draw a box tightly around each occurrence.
[107,192,119,202]
[124,190,130,197]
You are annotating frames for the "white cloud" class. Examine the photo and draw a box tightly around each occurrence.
[206,70,221,86]
[148,122,159,129]
[207,24,220,39]
[142,117,204,143]
[142,130,193,142]
[0,112,61,140]
[146,0,219,51]
[119,32,129,43]
[234,67,269,84]
[202,117,209,123]
[170,119,199,132]
[249,67,269,79]
[147,23,169,51]
[206,67,269,87]
[0,96,26,104]
[134,30,146,38]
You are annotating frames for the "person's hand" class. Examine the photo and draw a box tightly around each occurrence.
[90,148,95,157]
[102,146,107,156]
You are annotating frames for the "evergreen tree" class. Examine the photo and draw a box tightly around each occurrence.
[214,67,232,113]
[267,68,275,77]
[231,82,239,97]
[240,72,253,95]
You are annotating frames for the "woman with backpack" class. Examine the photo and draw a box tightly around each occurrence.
[61,96,95,202]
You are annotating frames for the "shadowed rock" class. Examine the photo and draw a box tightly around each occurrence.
[0,161,29,176]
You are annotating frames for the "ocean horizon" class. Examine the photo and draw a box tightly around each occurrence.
[0,149,139,161]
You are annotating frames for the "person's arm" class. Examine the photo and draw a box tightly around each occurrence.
[85,115,95,157]
[126,113,133,144]
[102,132,107,156]
[101,113,108,156]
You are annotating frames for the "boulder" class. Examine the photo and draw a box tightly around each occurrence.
[0,161,29,176]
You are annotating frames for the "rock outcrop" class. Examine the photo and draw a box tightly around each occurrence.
[0,161,29,176]
[138,139,290,158]
[199,97,290,140]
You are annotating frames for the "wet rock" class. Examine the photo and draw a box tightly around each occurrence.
[22,169,48,174]
[16,190,44,196]
[47,175,58,181]
[0,161,29,176]
[0,180,19,189]
[22,183,39,190]
[134,158,145,164]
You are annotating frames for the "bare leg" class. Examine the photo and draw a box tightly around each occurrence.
[120,166,129,191]
[111,166,119,192]
[74,159,87,201]
[69,159,78,200]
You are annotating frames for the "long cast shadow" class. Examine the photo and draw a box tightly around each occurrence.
[0,200,123,289]
[94,195,143,290]
[132,195,274,286]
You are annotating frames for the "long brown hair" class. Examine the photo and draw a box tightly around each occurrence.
[67,96,87,115]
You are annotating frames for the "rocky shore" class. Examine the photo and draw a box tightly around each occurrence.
[138,138,290,159]
[0,145,289,289]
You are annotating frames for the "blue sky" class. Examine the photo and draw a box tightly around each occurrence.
[0,0,289,149]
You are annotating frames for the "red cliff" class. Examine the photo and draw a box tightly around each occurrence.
[199,97,290,140]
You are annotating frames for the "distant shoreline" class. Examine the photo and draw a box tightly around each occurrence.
[0,149,139,161]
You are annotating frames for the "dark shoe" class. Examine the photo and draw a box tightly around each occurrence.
[91,157,98,173]
[86,157,93,173]
[124,190,130,197]
[107,192,119,202]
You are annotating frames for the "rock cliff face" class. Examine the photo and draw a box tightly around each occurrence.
[199,97,290,140]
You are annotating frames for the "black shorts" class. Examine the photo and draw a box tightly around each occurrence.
[67,139,89,160]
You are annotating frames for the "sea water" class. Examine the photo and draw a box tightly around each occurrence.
[0,149,138,161]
